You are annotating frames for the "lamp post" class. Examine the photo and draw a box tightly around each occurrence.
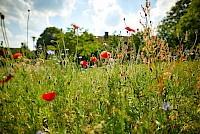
[27,9,30,49]
[0,41,3,47]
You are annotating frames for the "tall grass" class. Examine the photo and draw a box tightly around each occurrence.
[0,58,199,133]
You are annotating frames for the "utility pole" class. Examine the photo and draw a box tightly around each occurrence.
[27,9,30,50]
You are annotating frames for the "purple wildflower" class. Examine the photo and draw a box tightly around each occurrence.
[36,130,45,134]
[162,102,171,111]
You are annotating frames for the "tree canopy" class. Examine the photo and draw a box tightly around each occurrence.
[176,0,200,49]
[36,27,62,48]
[157,0,200,48]
[36,26,101,59]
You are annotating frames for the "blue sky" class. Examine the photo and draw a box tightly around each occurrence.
[0,0,177,50]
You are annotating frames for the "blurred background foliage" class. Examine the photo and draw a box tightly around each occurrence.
[157,0,200,49]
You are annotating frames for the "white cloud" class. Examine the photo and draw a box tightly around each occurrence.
[0,0,178,50]
[32,0,76,16]
[0,0,76,50]
[82,9,91,17]
[151,0,178,26]
[88,0,122,35]
[91,5,123,35]
[0,27,13,47]
[88,0,141,36]
[88,0,116,14]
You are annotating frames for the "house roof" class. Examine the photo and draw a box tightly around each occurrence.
[95,35,129,42]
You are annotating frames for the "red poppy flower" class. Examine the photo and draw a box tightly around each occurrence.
[0,75,14,84]
[125,26,135,32]
[42,92,56,101]
[13,53,22,59]
[80,60,88,67]
[100,51,111,59]
[73,24,79,29]
[90,57,98,63]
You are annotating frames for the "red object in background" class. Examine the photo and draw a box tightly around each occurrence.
[100,51,111,59]
[182,56,187,61]
[73,24,79,29]
[125,26,135,32]
[80,60,88,67]
[121,73,126,77]
[90,57,98,63]
[117,54,123,59]
[13,53,22,59]
[42,92,56,101]
[0,75,14,84]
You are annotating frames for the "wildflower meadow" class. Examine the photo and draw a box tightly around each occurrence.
[1,0,200,133]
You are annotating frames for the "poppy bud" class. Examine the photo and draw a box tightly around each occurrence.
[73,24,79,29]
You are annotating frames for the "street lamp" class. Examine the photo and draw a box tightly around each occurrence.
[0,41,3,47]
[27,9,30,49]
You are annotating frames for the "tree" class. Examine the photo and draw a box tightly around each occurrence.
[157,0,192,48]
[77,31,99,59]
[36,25,100,60]
[36,27,63,50]
[63,27,78,56]
[130,31,143,54]
[57,25,100,60]
[176,0,200,49]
